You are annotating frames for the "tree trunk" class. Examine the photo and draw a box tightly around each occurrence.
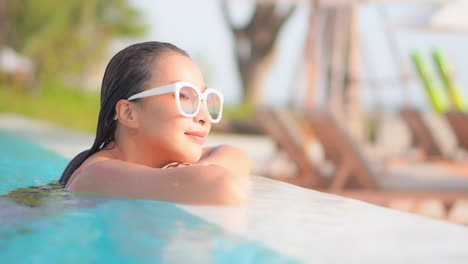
[0,0,4,49]
[344,6,364,141]
[303,0,321,109]
[327,7,350,121]
[240,47,277,106]
[221,1,296,107]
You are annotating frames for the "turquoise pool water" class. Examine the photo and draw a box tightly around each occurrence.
[0,131,299,264]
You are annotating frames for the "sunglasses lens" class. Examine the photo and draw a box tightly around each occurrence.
[179,86,199,115]
[206,93,222,120]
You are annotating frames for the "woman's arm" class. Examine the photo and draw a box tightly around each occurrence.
[68,159,246,205]
[198,145,253,179]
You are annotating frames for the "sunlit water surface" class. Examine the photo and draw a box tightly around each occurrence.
[0,130,300,264]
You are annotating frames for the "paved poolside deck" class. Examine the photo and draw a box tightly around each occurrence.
[1,113,468,263]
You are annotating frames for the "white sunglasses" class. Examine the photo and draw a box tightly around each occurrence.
[114,81,224,123]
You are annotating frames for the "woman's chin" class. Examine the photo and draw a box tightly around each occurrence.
[176,147,202,163]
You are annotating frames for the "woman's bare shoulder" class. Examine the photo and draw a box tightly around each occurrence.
[65,151,113,188]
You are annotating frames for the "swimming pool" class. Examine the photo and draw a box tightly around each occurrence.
[3,114,468,264]
[0,130,299,263]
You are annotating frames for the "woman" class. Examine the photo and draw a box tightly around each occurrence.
[59,41,252,205]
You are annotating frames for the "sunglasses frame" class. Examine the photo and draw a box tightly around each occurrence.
[114,81,224,123]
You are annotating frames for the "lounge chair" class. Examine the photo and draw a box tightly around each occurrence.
[255,109,327,188]
[445,111,468,152]
[304,109,468,206]
[258,108,468,206]
[399,108,444,159]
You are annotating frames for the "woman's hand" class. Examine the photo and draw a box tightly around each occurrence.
[196,145,253,179]
[160,145,252,204]
[196,145,252,202]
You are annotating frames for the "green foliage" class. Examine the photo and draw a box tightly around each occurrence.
[0,83,100,133]
[5,0,146,85]
[0,0,147,132]
[366,116,379,144]
[0,81,257,133]
[222,103,255,120]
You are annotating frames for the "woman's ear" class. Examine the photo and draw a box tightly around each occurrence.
[115,99,140,128]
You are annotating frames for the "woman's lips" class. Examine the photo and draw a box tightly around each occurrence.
[184,131,207,144]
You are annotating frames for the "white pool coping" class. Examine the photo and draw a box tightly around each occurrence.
[1,113,468,263]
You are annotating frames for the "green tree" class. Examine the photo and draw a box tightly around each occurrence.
[4,0,146,92]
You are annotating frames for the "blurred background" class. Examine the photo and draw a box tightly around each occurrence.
[2,0,468,223]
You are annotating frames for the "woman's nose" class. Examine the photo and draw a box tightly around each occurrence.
[194,101,211,125]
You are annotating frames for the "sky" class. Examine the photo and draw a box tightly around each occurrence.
[123,0,468,112]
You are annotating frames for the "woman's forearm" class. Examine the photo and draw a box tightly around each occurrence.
[197,145,252,178]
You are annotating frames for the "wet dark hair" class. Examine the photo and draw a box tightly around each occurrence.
[59,41,189,185]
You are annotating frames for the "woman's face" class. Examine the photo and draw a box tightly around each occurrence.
[134,53,211,163]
